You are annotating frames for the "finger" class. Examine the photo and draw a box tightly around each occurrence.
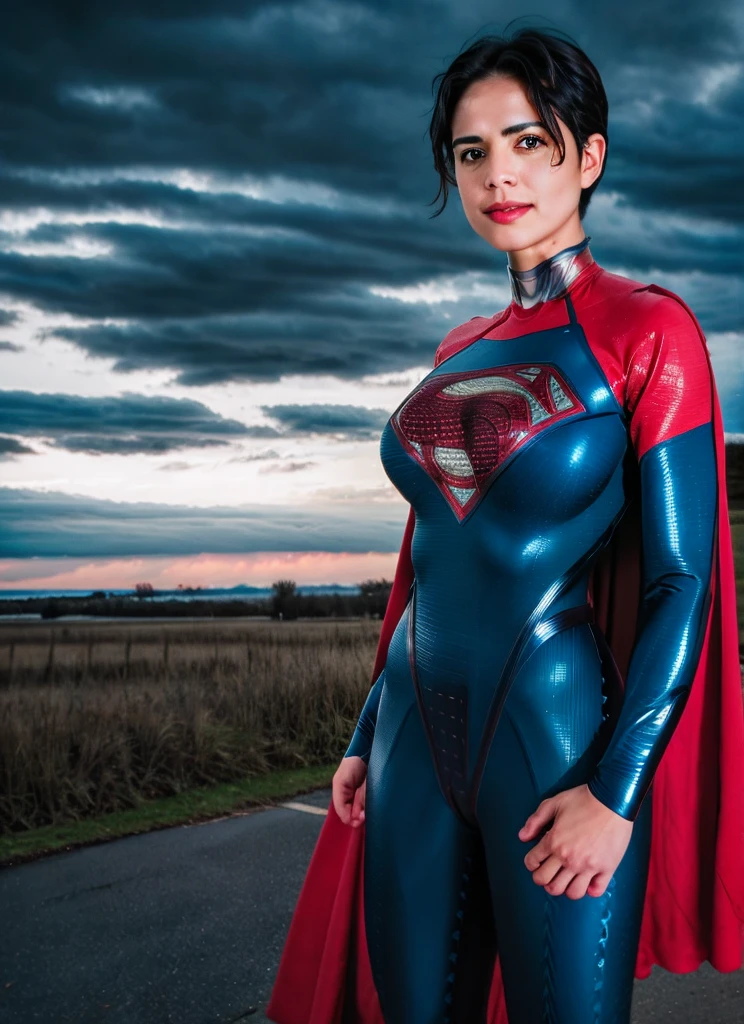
[332,788,350,825]
[519,798,555,840]
[586,872,613,898]
[524,830,554,871]
[332,774,357,826]
[350,784,365,827]
[565,871,595,900]
[531,854,564,887]
[544,866,576,897]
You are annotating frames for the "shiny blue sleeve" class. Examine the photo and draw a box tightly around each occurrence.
[587,422,717,820]
[586,301,718,822]
[344,670,385,763]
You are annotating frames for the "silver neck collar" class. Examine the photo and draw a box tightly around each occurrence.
[508,236,595,309]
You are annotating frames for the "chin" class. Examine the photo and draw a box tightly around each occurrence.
[481,217,578,260]
[477,223,540,254]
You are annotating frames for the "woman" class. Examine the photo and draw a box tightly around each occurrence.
[267,27,744,1024]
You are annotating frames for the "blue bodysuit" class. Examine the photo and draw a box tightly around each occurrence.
[343,237,718,1023]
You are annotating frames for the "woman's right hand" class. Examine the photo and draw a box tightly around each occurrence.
[332,755,368,827]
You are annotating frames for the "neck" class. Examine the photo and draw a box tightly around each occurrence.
[508,236,595,309]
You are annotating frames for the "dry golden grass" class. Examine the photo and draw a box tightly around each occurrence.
[0,619,381,834]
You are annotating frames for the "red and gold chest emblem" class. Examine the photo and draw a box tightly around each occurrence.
[390,363,585,520]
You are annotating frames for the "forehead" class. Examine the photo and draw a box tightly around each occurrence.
[452,75,537,130]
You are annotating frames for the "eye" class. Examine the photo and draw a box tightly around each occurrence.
[459,147,485,164]
[516,134,546,151]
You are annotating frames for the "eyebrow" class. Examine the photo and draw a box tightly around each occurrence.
[451,121,547,148]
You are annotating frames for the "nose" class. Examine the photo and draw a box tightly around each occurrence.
[482,150,517,190]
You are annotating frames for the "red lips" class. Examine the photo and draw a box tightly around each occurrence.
[484,203,533,224]
[483,202,532,212]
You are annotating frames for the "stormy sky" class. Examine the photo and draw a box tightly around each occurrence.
[0,0,742,589]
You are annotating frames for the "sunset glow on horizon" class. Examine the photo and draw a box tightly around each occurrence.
[0,550,402,592]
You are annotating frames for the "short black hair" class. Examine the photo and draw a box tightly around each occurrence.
[428,26,609,219]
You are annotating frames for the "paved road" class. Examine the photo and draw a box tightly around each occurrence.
[0,787,741,1023]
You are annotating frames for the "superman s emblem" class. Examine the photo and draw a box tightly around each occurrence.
[390,363,585,521]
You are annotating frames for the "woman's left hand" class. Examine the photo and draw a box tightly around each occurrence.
[518,783,633,900]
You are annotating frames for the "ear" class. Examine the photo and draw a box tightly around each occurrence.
[581,132,606,189]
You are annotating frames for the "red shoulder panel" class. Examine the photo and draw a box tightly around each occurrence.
[578,280,714,461]
[437,265,715,463]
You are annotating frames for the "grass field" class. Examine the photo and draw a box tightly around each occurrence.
[0,617,381,843]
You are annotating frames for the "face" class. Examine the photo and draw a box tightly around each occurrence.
[450,74,606,271]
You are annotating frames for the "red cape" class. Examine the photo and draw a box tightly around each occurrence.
[266,290,744,1024]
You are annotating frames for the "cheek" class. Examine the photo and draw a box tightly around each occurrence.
[455,172,480,214]
[533,161,577,209]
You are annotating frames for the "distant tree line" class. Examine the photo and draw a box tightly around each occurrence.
[0,577,394,621]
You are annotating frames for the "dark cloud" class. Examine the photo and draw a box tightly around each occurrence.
[50,434,229,455]
[263,403,390,438]
[0,436,37,459]
[0,197,486,383]
[0,390,254,454]
[41,294,451,386]
[0,485,408,558]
